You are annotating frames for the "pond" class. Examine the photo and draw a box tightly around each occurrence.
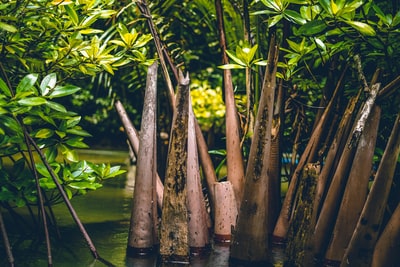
[0,150,284,267]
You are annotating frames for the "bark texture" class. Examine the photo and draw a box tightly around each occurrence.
[285,163,320,267]
[159,71,190,264]
[230,38,278,263]
[325,105,381,263]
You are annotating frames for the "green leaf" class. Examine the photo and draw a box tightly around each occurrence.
[343,20,376,36]
[0,22,17,33]
[260,0,282,12]
[0,78,11,97]
[218,64,246,70]
[269,14,284,27]
[34,128,54,139]
[17,97,47,106]
[225,50,246,66]
[297,20,327,36]
[66,128,92,137]
[64,4,79,26]
[65,187,73,199]
[45,146,58,162]
[66,116,81,128]
[79,28,104,35]
[46,101,67,113]
[69,181,101,190]
[49,85,80,98]
[36,164,51,178]
[59,144,79,162]
[314,38,326,52]
[65,137,89,148]
[318,0,333,16]
[331,0,338,15]
[80,13,101,28]
[16,74,39,93]
[40,73,57,96]
[40,177,57,189]
[392,11,400,27]
[284,10,307,24]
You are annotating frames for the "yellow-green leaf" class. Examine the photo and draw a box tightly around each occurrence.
[344,20,376,36]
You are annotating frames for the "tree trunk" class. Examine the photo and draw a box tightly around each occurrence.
[371,203,400,267]
[215,0,245,210]
[187,97,210,255]
[127,62,158,256]
[159,70,190,264]
[341,111,400,267]
[285,163,320,267]
[324,105,381,264]
[230,36,278,263]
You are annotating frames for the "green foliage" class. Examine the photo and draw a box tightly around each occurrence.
[0,73,126,208]
[220,43,267,70]
[191,79,225,131]
[0,0,156,210]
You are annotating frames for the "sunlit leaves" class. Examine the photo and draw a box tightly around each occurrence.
[190,80,225,131]
[257,0,307,27]
[40,73,57,96]
[220,44,267,70]
[16,74,38,93]
[343,20,376,36]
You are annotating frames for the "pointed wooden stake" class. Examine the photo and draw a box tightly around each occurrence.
[371,203,400,267]
[325,105,381,263]
[187,97,210,255]
[230,36,278,263]
[160,70,190,264]
[342,111,400,267]
[127,62,158,256]
[114,101,164,209]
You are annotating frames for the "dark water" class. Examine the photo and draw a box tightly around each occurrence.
[0,150,284,267]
